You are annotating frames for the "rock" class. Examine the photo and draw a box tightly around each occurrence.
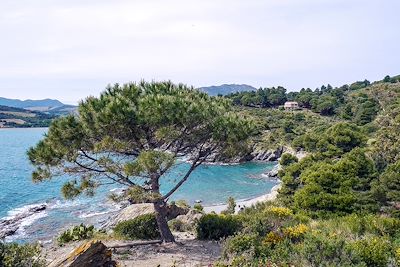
[101,203,188,230]
[250,146,284,162]
[48,240,116,267]
[0,203,47,239]
[264,164,281,178]
[175,209,203,228]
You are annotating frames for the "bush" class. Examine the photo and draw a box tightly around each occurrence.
[222,233,258,258]
[114,213,160,240]
[168,218,188,232]
[221,197,236,215]
[349,237,391,267]
[175,200,190,209]
[0,242,45,267]
[280,153,298,166]
[193,203,204,212]
[196,214,242,240]
[57,224,95,245]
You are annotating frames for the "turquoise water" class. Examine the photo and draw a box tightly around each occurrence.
[0,128,277,242]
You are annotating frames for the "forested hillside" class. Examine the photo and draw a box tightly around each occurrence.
[215,75,400,266]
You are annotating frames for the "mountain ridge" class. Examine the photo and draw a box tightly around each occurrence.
[0,97,65,109]
[199,84,257,96]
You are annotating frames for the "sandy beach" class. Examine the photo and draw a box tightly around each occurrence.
[204,183,281,214]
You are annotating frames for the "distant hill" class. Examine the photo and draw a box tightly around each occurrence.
[0,97,64,109]
[0,105,55,128]
[0,97,77,116]
[199,84,257,96]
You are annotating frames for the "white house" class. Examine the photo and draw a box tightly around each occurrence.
[284,101,299,110]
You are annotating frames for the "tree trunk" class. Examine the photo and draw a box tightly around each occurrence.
[153,200,175,242]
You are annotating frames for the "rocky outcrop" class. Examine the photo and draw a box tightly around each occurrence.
[175,209,203,229]
[264,164,281,178]
[101,203,188,230]
[0,203,46,239]
[250,146,284,162]
[48,240,116,267]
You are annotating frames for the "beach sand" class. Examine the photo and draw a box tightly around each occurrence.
[203,183,281,214]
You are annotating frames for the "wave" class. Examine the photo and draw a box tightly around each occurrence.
[78,206,120,219]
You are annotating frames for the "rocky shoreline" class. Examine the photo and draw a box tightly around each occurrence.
[0,204,47,239]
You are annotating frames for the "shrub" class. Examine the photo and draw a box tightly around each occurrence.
[221,197,236,215]
[114,213,160,240]
[283,224,308,240]
[222,233,259,258]
[266,206,293,219]
[0,242,45,267]
[193,203,204,212]
[57,224,95,245]
[196,214,242,240]
[175,200,190,209]
[280,153,298,166]
[168,218,189,232]
[349,237,391,267]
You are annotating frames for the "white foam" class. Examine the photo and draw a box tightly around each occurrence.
[79,211,110,218]
[50,199,82,209]
[4,202,47,220]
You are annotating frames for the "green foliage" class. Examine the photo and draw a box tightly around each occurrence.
[193,203,204,212]
[168,218,194,232]
[0,242,45,267]
[57,224,95,245]
[219,205,400,266]
[221,197,236,215]
[196,214,242,240]
[279,153,298,166]
[174,200,190,209]
[114,214,160,240]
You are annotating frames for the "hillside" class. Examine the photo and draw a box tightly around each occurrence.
[199,84,256,96]
[0,105,55,128]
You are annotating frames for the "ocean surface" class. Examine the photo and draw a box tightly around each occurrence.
[0,128,277,243]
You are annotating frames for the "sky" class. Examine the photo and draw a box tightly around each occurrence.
[0,0,399,104]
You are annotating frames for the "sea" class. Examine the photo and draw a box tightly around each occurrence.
[0,128,277,243]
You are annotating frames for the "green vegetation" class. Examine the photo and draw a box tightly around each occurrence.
[221,197,236,215]
[196,214,242,240]
[114,214,160,240]
[210,75,400,266]
[216,204,400,267]
[193,203,204,212]
[57,224,95,245]
[0,242,45,267]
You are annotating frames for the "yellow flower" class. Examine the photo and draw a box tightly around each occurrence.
[283,224,308,239]
[266,206,293,218]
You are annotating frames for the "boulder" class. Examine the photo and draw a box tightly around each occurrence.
[48,240,116,267]
[175,209,203,228]
[101,203,188,230]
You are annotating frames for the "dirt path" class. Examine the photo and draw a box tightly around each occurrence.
[109,237,221,267]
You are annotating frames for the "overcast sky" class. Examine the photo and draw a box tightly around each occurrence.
[0,0,399,104]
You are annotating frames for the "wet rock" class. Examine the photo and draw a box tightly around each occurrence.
[0,204,46,239]
[48,240,116,267]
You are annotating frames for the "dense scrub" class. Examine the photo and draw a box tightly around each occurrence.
[212,78,400,266]
[113,214,161,240]
[0,242,45,267]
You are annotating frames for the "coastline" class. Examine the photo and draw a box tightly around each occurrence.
[203,183,281,214]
